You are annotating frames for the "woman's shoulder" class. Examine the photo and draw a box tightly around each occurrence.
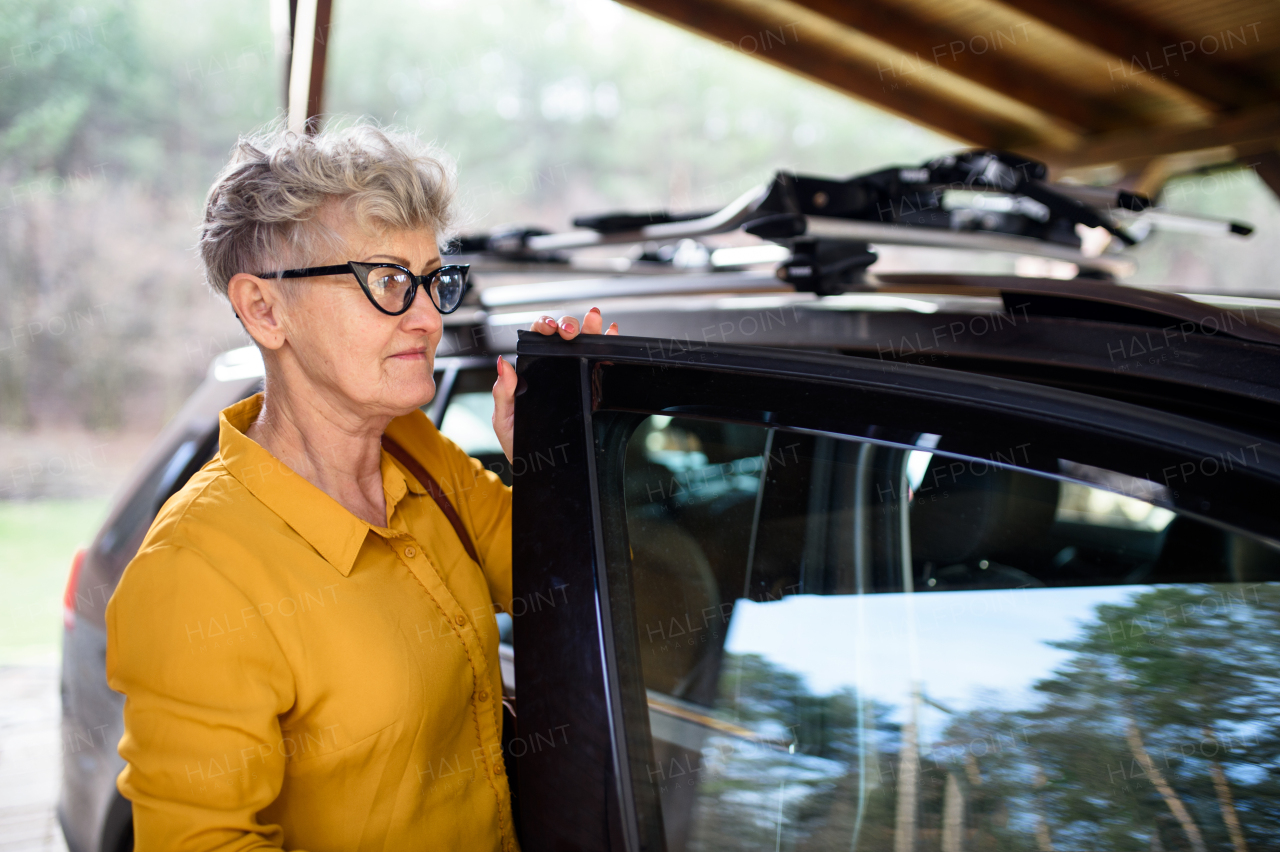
[114,455,307,622]
[136,455,283,569]
[149,455,233,524]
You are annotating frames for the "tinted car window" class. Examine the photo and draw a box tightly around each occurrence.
[613,415,1280,852]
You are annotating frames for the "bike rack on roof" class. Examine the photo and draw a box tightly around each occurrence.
[457,150,1275,342]
[454,150,1252,285]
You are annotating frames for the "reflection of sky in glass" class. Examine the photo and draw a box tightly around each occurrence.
[724,587,1142,712]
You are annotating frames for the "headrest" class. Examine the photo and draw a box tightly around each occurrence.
[910,456,1059,565]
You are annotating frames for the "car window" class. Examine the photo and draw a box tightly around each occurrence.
[437,367,510,485]
[611,414,1280,852]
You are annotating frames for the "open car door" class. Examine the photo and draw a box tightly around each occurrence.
[510,331,1280,852]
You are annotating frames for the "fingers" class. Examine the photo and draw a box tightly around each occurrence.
[530,311,619,339]
[581,307,604,335]
[491,356,516,462]
[530,316,559,336]
[556,315,580,340]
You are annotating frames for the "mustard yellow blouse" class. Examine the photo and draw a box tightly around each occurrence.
[106,393,517,851]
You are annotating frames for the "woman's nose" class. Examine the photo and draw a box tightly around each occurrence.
[402,283,443,331]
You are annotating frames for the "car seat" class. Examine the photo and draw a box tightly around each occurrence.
[910,456,1059,590]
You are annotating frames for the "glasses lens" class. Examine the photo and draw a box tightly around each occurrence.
[366,266,414,312]
[431,267,466,313]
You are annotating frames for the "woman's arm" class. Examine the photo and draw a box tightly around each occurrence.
[107,544,298,851]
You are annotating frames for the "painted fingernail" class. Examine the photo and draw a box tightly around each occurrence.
[588,306,601,314]
[562,321,577,332]
[541,316,557,328]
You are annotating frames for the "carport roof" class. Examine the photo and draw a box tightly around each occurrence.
[616,0,1280,189]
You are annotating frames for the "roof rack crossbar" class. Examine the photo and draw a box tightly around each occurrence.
[525,183,770,252]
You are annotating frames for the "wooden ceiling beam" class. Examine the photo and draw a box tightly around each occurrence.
[788,0,1132,132]
[1027,103,1280,171]
[617,0,1045,149]
[994,0,1274,110]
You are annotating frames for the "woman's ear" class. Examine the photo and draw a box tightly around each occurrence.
[227,273,288,350]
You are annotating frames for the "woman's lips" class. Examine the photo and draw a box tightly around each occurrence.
[389,347,429,360]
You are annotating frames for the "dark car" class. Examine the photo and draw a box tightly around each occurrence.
[61,153,1280,851]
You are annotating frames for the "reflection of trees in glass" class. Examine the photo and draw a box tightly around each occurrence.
[687,653,895,851]
[686,586,1280,852]
[692,655,1039,851]
[1026,584,1280,851]
[937,584,1280,851]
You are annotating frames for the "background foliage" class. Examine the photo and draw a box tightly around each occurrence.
[0,0,1276,441]
[0,0,952,437]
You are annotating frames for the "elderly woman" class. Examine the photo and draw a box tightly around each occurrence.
[105,126,615,851]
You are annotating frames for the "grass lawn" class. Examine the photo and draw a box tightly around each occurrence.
[0,499,110,662]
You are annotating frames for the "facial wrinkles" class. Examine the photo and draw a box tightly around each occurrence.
[276,208,442,417]
[278,290,374,424]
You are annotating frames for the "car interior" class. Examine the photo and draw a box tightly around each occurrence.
[437,367,512,486]
[624,416,1280,623]
[615,413,1280,850]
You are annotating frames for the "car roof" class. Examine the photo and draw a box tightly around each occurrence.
[210,266,1280,442]
[455,269,1280,438]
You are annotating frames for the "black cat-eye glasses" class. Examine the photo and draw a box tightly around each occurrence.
[257,261,470,315]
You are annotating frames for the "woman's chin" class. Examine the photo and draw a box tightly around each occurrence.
[393,384,436,415]
[362,373,435,417]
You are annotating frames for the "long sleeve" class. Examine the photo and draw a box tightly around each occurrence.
[107,543,298,851]
[108,392,517,851]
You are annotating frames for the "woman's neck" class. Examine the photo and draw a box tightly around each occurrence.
[246,381,393,528]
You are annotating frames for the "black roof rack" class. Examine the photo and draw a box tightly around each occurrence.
[453,150,1251,281]
[570,209,714,234]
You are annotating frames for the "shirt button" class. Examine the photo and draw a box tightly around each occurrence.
[494,762,505,776]
[454,614,466,626]
[477,690,489,702]
[404,546,416,558]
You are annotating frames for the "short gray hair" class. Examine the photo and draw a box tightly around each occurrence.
[199,123,456,296]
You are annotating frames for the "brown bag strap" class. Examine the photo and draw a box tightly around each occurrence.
[381,435,481,565]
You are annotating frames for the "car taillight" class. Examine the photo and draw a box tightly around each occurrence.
[63,547,87,630]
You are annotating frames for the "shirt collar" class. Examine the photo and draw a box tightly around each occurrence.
[218,393,420,576]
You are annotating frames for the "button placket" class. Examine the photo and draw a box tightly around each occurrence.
[385,450,515,843]
[390,521,508,829]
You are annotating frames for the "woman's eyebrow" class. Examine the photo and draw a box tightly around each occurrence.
[366,253,413,267]
[366,254,442,274]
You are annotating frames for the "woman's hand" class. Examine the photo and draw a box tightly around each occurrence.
[491,308,619,463]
